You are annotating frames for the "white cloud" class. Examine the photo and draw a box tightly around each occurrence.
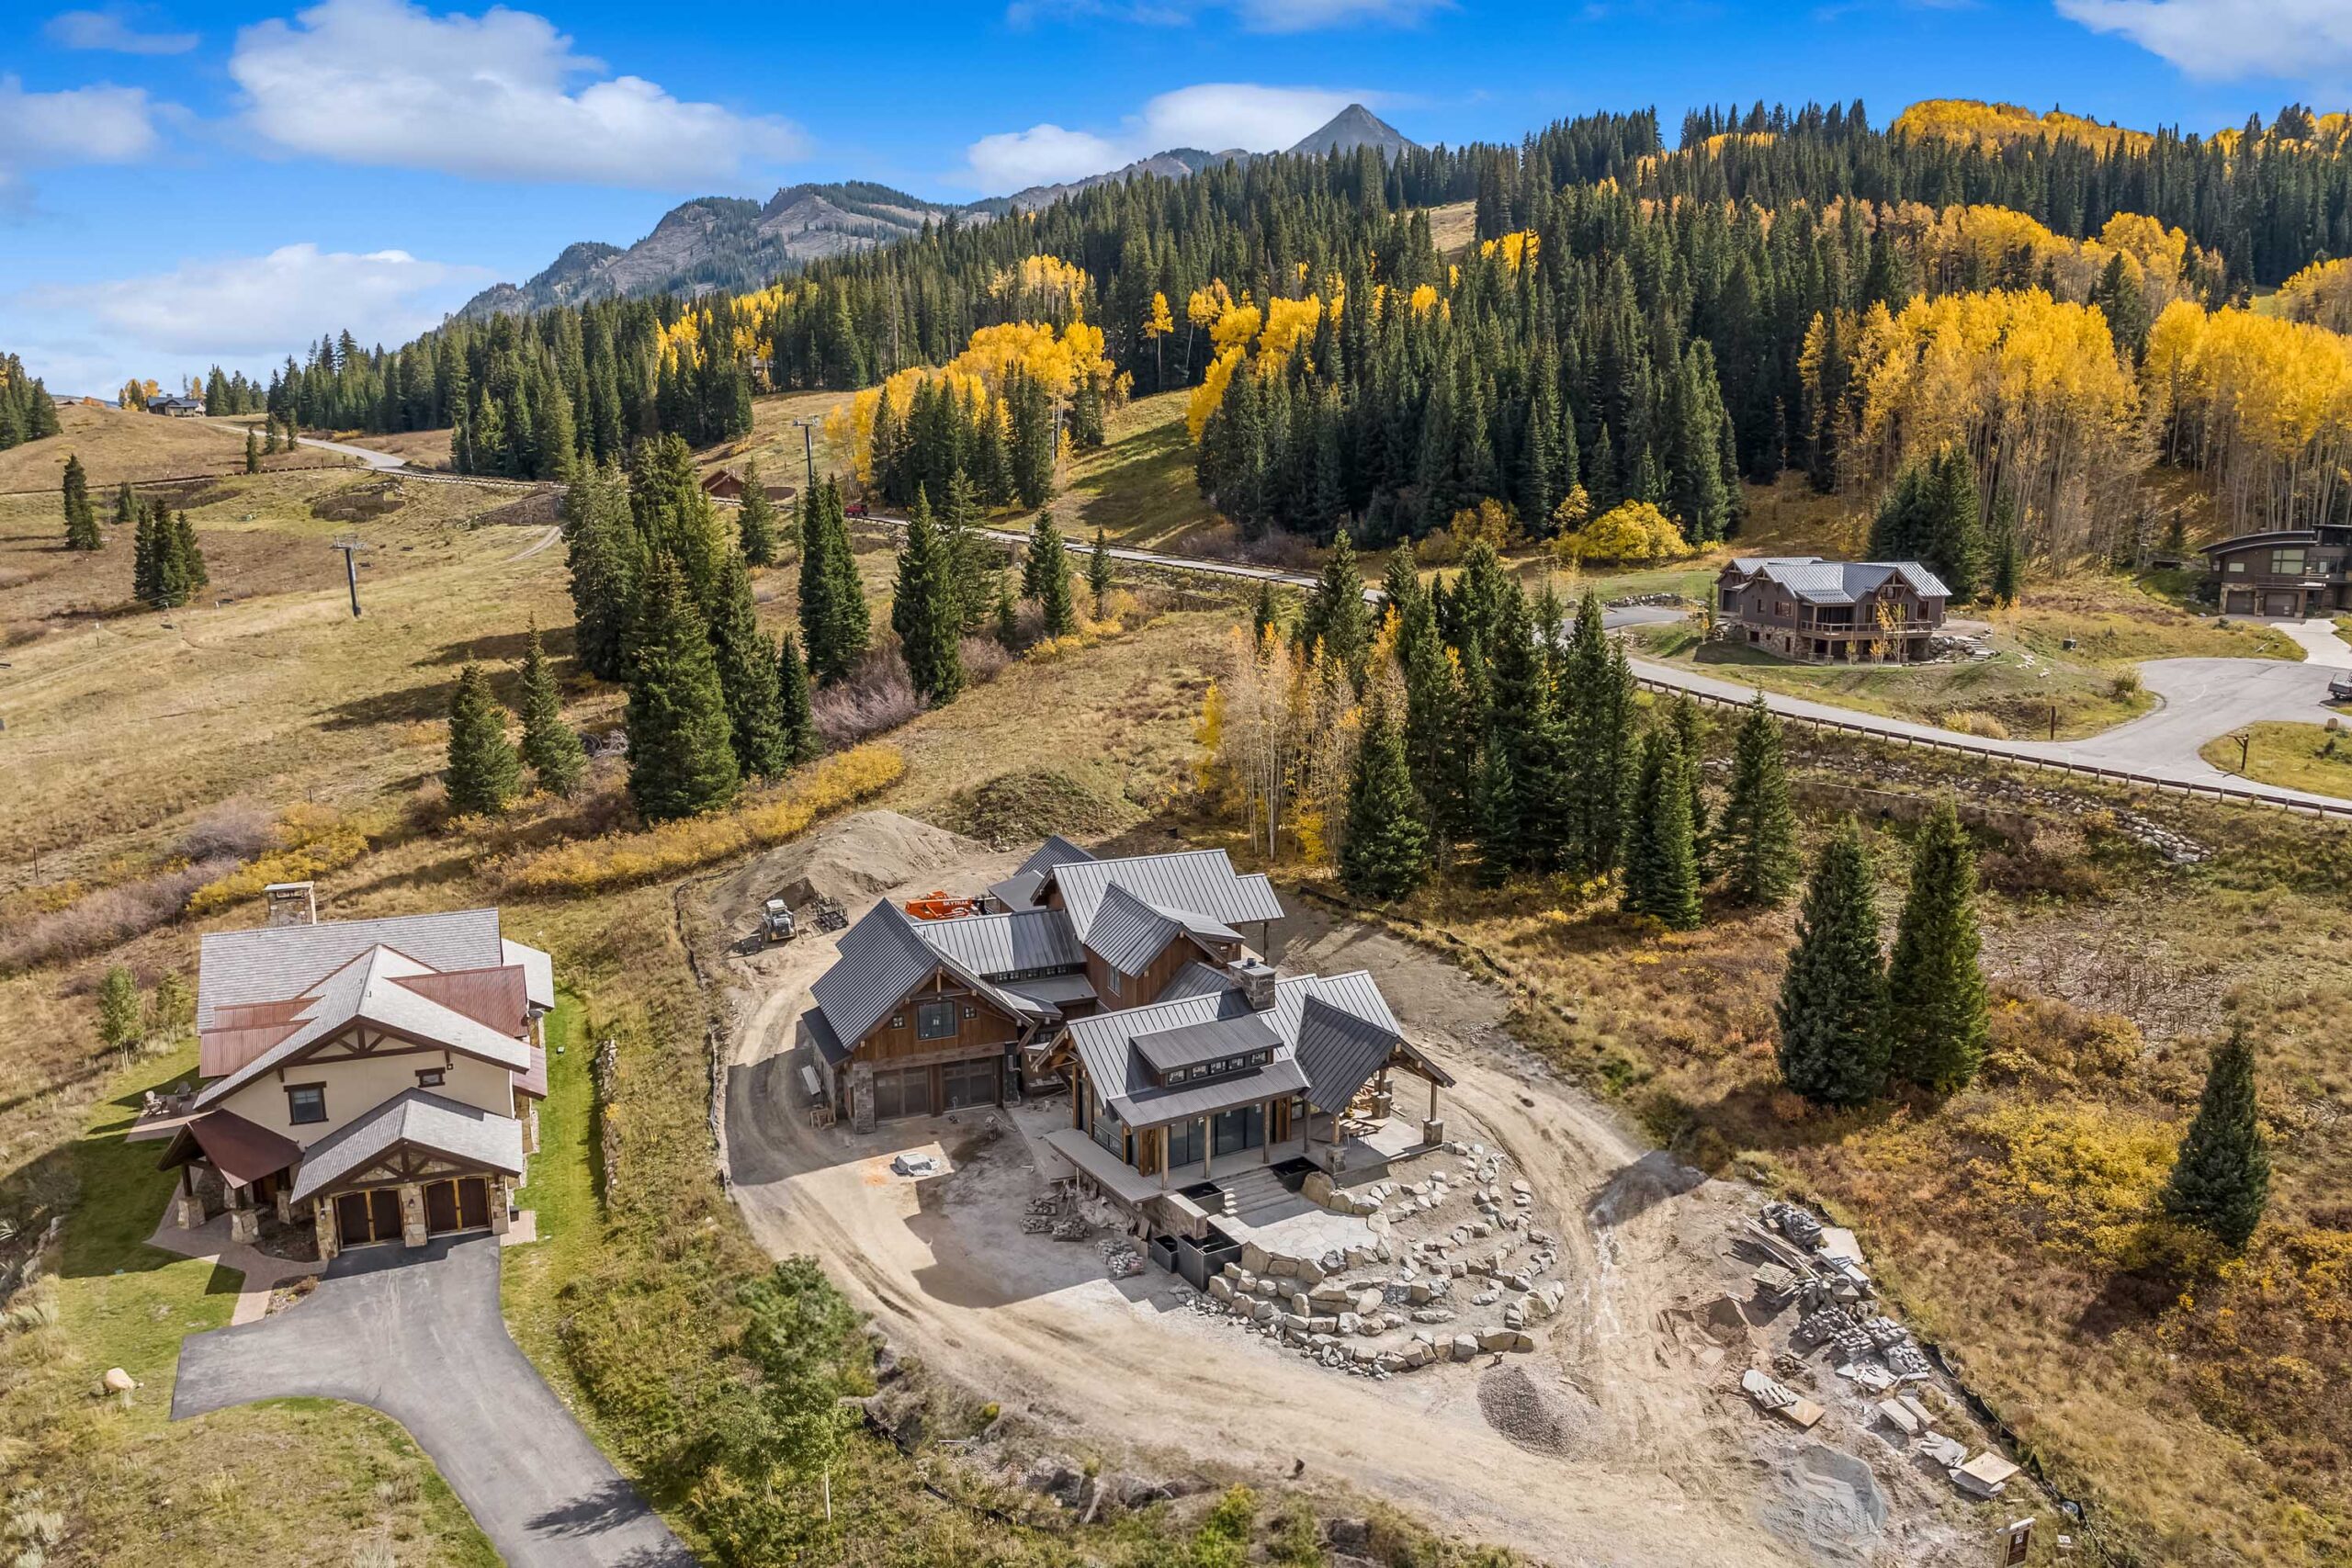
[1008,0,1446,32]
[22,243,489,388]
[45,7,201,54]
[228,0,806,186]
[965,84,1374,190]
[2055,0,2352,82]
[0,73,164,187]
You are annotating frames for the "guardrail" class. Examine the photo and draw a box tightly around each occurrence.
[1636,675,2352,822]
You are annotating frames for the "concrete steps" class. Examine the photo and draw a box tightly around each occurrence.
[1216,1165,1292,1220]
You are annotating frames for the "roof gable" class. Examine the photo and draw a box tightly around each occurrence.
[288,1089,526,1202]
[812,901,1053,1051]
[1045,848,1283,943]
[198,908,504,1029]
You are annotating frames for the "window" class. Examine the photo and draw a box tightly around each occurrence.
[1212,1103,1265,1156]
[1106,970,1122,998]
[917,1000,956,1040]
[1167,1117,1204,1168]
[2272,548,2308,576]
[415,1067,447,1089]
[2226,560,2246,574]
[1091,1100,1125,1156]
[889,1014,905,1031]
[285,1083,327,1125]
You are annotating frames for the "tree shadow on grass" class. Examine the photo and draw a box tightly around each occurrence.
[419,625,576,668]
[316,680,454,732]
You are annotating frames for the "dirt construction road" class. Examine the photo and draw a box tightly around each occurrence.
[713,827,1976,1566]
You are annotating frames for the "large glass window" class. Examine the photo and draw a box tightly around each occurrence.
[1211,1103,1265,1157]
[1167,1117,1204,1168]
[1091,1100,1125,1157]
[2272,548,2308,576]
[917,1000,956,1040]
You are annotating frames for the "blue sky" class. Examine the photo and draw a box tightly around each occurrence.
[4,0,2347,394]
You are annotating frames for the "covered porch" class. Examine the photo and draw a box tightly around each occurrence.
[156,1110,303,1244]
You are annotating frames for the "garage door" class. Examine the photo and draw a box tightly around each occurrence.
[871,1065,932,1121]
[2264,591,2301,616]
[335,1188,404,1247]
[941,1057,999,1111]
[423,1177,494,1235]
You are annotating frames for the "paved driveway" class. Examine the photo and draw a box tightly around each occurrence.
[174,1235,693,1568]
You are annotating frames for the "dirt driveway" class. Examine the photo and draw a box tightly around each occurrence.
[711,822,1979,1566]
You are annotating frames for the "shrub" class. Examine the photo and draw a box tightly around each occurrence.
[1962,1100,2177,1266]
[1556,500,1692,565]
[2109,667,2144,700]
[811,650,922,751]
[1941,708,2011,739]
[500,746,905,894]
[186,805,377,918]
[0,856,238,973]
[175,801,274,863]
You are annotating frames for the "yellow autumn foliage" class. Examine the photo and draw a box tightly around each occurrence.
[1478,231,1540,273]
[2143,299,2352,535]
[830,319,1112,481]
[1556,500,1692,564]
[1962,1100,2177,1267]
[187,804,380,918]
[1892,99,2154,155]
[501,746,904,895]
[2275,257,2352,334]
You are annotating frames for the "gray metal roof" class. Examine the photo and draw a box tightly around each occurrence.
[1000,972,1097,1009]
[1132,1012,1283,1076]
[289,1089,526,1201]
[1158,961,1238,1002]
[1724,557,1951,605]
[990,835,1099,911]
[1046,849,1284,944]
[1018,834,1097,878]
[1086,884,1186,976]
[810,901,1050,1055]
[198,908,505,1030]
[912,908,1082,977]
[1294,995,1403,1111]
[1113,1057,1309,1128]
[1059,967,1402,1128]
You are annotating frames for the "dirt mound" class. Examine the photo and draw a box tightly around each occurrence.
[938,769,1136,849]
[707,809,988,924]
[1476,1363,1600,1457]
[1589,1149,1709,1229]
[1756,1442,1888,1562]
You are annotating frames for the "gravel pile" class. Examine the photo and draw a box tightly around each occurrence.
[1476,1363,1598,1457]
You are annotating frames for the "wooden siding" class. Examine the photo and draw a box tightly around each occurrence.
[852,969,1021,1065]
[1085,932,1228,1010]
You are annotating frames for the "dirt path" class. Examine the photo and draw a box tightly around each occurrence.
[710,827,1973,1565]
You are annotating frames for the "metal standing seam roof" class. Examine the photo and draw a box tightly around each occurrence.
[1000,972,1098,1010]
[1085,884,1188,976]
[197,908,505,1030]
[1292,994,1430,1112]
[158,1110,303,1186]
[1059,968,1405,1127]
[990,835,1099,911]
[1131,1011,1283,1076]
[1045,849,1285,943]
[501,938,557,1012]
[808,901,1051,1057]
[1725,558,1951,605]
[910,908,1083,976]
[193,945,533,1111]
[288,1089,526,1203]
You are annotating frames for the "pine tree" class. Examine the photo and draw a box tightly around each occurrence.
[1299,528,1369,683]
[97,964,142,1049]
[244,429,261,475]
[1088,527,1114,617]
[737,458,778,567]
[937,468,993,631]
[891,492,966,703]
[62,454,99,550]
[515,623,585,796]
[1671,694,1711,874]
[1775,819,1889,1107]
[1622,727,1702,930]
[994,570,1021,649]
[1340,696,1430,901]
[1988,494,2023,606]
[114,480,136,527]
[172,512,207,592]
[626,554,741,820]
[1885,801,1989,1093]
[445,661,522,817]
[1723,693,1800,905]
[797,479,870,683]
[564,459,640,683]
[1024,508,1076,637]
[1251,579,1283,644]
[2161,1032,2271,1250]
[776,630,820,765]
[131,501,164,606]
[710,551,790,778]
[1559,590,1631,877]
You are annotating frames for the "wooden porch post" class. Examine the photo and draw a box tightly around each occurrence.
[1428,1075,1439,1121]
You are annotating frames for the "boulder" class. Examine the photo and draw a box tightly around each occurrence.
[1336,1311,1361,1337]
[1267,1254,1297,1279]
[101,1368,136,1394]
[1451,1334,1480,1361]
[1294,1254,1324,1285]
[1303,1170,1336,1205]
[1407,1280,1432,1305]
[1251,1301,1277,1325]
[1477,1327,1519,1353]
[1403,1340,1434,1368]
[1356,1314,1385,1337]
[1208,1276,1234,1303]
[1512,1331,1536,1353]
[1240,1242,1270,1274]
[1352,1287,1385,1317]
[1309,1280,1353,1307]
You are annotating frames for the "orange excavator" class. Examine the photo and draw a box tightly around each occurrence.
[903,891,985,920]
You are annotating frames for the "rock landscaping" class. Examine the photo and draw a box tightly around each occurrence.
[1181,1140,1566,1377]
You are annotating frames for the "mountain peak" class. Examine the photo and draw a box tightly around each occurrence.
[1289,104,1417,160]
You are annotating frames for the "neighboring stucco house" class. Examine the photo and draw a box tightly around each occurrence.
[2202,525,2352,617]
[1715,557,1950,663]
[143,889,553,1259]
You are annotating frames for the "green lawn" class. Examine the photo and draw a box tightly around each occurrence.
[502,990,599,1371]
[2200,720,2352,800]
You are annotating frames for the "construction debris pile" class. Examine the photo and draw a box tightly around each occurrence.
[1183,1143,1566,1377]
[1738,1201,2022,1501]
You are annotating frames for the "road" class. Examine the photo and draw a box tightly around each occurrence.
[174,1234,692,1568]
[205,417,409,471]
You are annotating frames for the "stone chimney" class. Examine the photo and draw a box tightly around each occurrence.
[264,881,317,927]
[1228,958,1277,1012]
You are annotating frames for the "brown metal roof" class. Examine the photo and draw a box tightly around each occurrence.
[513,1043,548,1100]
[393,965,530,1036]
[159,1110,302,1186]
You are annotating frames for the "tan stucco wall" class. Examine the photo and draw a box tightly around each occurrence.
[217,1037,515,1147]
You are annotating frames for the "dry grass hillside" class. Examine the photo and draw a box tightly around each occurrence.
[0,404,345,495]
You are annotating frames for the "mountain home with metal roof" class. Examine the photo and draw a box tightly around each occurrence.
[130,887,553,1260]
[2200,525,2352,618]
[1715,557,1951,663]
[798,839,1280,1131]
